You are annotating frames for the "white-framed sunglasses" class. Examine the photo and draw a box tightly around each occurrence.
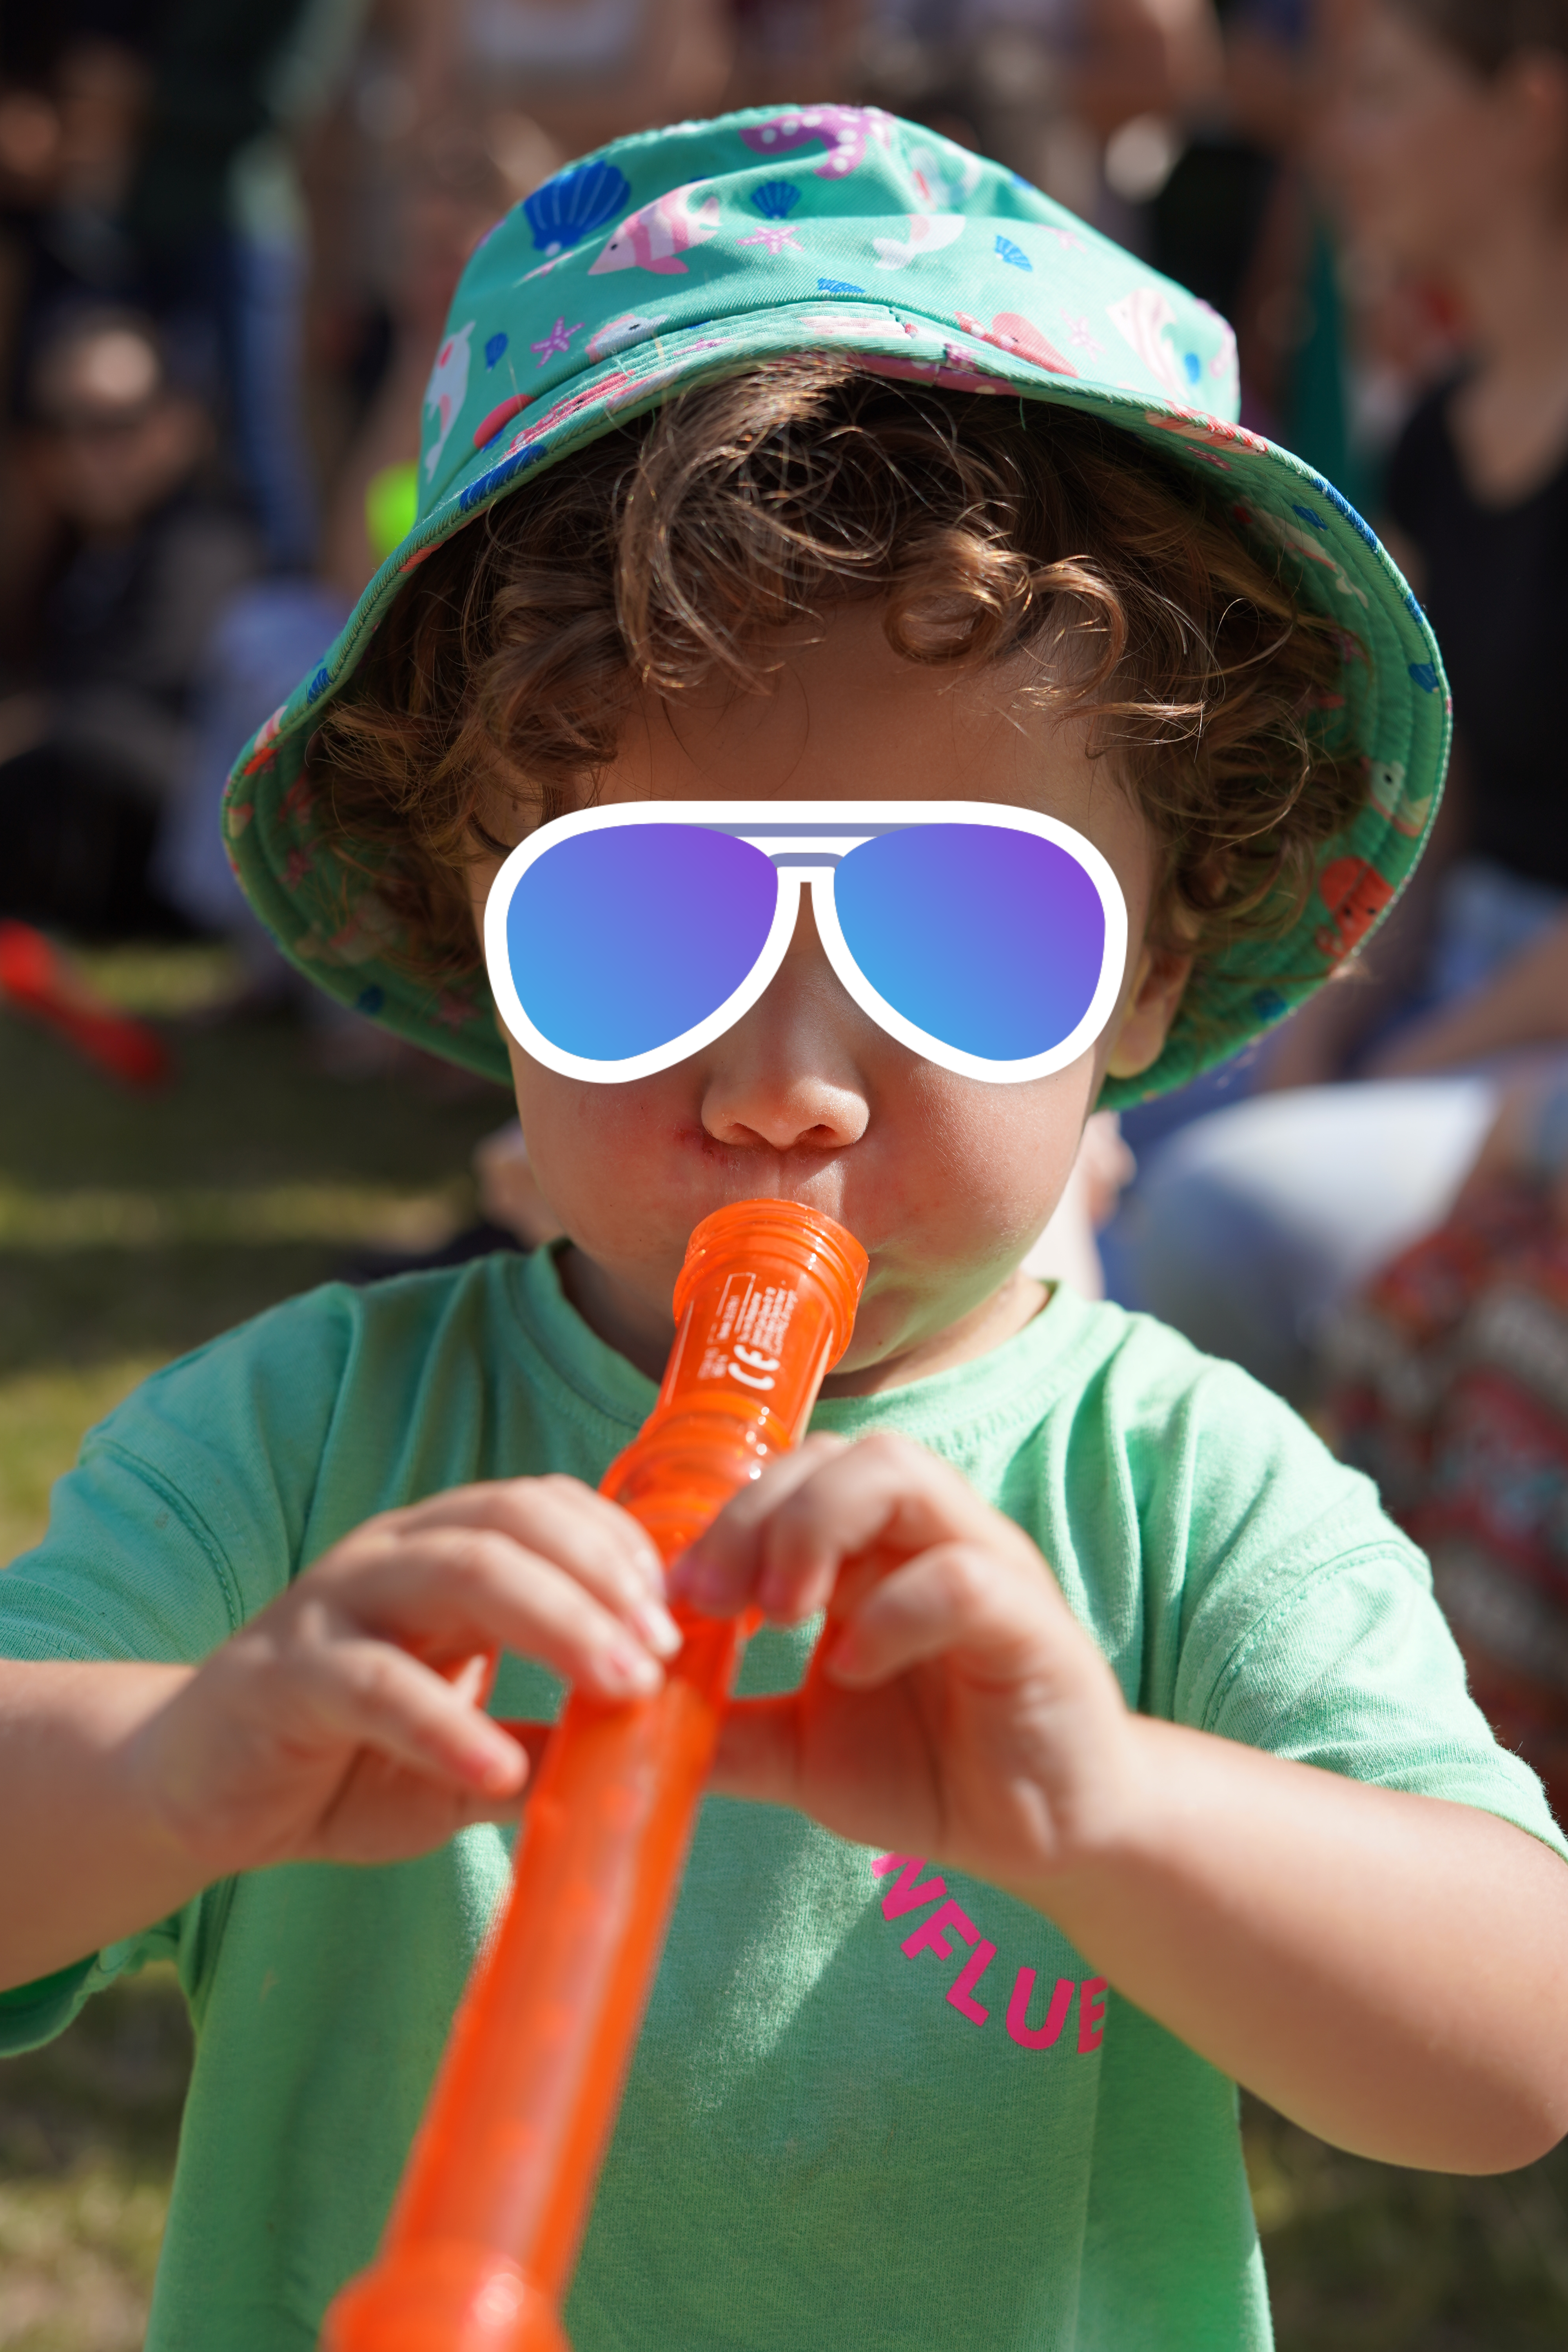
[483,800,1129,1085]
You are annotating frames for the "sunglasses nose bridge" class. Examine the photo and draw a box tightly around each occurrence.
[770,863,837,949]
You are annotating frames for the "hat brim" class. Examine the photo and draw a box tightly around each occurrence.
[225,298,1446,1106]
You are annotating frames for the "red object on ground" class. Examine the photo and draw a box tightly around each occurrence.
[324,1198,868,2352]
[0,920,171,1088]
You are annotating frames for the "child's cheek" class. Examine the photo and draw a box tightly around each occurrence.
[509,1057,712,1264]
[905,1065,1095,1253]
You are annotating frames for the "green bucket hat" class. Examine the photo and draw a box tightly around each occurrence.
[224,103,1448,1107]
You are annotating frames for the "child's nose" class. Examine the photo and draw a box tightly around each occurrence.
[698,888,871,1156]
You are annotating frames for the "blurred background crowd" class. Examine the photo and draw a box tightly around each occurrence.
[4,0,1568,2344]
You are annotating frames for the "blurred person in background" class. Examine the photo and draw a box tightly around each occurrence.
[116,0,335,570]
[1323,1047,1568,1821]
[0,22,154,660]
[857,0,1221,225]
[726,0,866,106]
[0,305,257,938]
[1107,0,1568,1404]
[155,98,528,1014]
[158,4,568,1023]
[0,3,338,573]
[394,0,735,168]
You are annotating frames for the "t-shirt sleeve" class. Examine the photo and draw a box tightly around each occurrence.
[1131,1346,1568,1866]
[0,1287,357,1664]
[0,1288,357,2049]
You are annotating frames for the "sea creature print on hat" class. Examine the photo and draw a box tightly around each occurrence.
[590,183,722,276]
[739,105,895,178]
[524,157,632,258]
[423,321,474,481]
[873,214,965,270]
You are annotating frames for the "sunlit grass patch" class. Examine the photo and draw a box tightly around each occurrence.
[68,942,247,1018]
[0,1178,472,1252]
[0,2163,169,2351]
[0,1967,191,2352]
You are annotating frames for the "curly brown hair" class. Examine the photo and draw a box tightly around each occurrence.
[311,357,1362,1022]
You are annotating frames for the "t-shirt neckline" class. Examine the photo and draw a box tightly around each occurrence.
[507,1240,1103,1449]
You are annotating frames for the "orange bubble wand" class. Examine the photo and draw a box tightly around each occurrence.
[324,1198,867,2352]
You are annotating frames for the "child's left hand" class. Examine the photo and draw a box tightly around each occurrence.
[672,1432,1138,1893]
[677,1431,1568,2175]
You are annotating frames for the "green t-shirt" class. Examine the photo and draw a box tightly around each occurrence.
[2,1247,1562,2351]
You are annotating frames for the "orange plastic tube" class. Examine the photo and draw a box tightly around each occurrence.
[323,1198,867,2352]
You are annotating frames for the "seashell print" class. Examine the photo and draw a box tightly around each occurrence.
[994,234,1032,270]
[750,179,801,220]
[523,157,632,257]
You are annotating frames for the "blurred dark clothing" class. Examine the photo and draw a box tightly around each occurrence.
[122,0,311,259]
[42,488,257,801]
[1151,139,1274,330]
[1387,381,1568,891]
[0,5,159,85]
[0,742,183,933]
[0,486,257,935]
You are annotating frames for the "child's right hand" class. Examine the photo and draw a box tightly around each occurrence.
[133,1477,683,1878]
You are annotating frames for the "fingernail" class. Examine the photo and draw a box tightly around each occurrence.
[633,1542,665,1590]
[478,1750,521,1796]
[634,1599,684,1658]
[605,1642,662,1695]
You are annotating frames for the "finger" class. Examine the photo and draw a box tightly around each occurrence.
[310,1754,531,1866]
[300,1632,532,1798]
[385,1477,668,1610]
[680,1432,1033,1624]
[339,1523,681,1688]
[668,1435,849,1616]
[492,1719,555,1781]
[821,1543,1061,1690]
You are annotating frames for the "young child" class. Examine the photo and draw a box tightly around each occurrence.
[4,110,1567,2352]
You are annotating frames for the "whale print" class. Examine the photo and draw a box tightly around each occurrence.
[873,213,965,269]
[1365,758,1433,838]
[586,310,671,359]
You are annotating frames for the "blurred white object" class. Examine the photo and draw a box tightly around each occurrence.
[1103,113,1180,201]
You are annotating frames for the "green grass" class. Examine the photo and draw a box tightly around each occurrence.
[1245,2100,1568,2350]
[0,1970,190,2352]
[3,945,1568,2346]
[0,956,507,1539]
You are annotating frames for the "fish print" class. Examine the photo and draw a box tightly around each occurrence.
[589,184,721,276]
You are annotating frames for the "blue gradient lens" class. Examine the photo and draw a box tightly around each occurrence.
[506,824,777,1060]
[834,824,1106,1061]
